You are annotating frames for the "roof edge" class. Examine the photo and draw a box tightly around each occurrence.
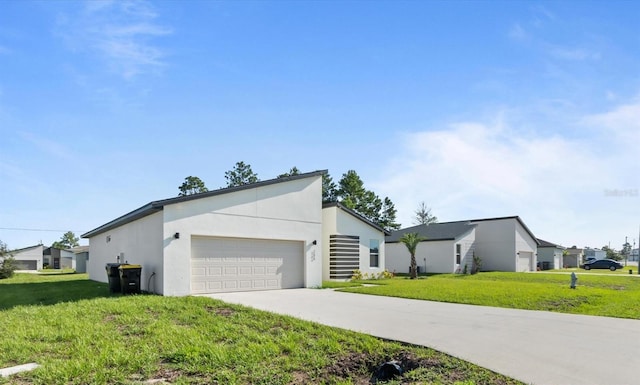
[323,201,391,235]
[82,170,327,239]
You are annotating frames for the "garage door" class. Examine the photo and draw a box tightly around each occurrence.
[14,260,37,270]
[518,251,533,272]
[191,237,304,294]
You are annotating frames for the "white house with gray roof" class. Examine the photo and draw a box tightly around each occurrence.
[536,238,564,270]
[82,170,389,295]
[386,216,538,274]
[386,221,477,274]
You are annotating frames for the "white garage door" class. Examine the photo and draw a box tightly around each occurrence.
[191,237,304,294]
[518,251,533,272]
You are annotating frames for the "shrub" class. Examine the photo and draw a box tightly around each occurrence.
[0,256,17,279]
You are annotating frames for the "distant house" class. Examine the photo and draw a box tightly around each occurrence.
[8,244,45,271]
[631,248,639,262]
[43,247,74,269]
[564,247,584,268]
[386,216,538,274]
[584,247,606,261]
[6,244,83,271]
[536,239,564,270]
[386,222,476,274]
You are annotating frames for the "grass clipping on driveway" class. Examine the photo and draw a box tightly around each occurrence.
[0,274,521,385]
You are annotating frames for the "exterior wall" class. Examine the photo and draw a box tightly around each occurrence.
[386,240,453,274]
[162,176,323,296]
[75,252,88,273]
[515,221,537,272]
[537,247,563,269]
[456,230,476,273]
[87,211,164,293]
[473,219,516,271]
[321,205,386,280]
[11,245,44,270]
[386,229,475,274]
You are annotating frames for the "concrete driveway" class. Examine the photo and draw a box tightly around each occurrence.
[205,289,640,385]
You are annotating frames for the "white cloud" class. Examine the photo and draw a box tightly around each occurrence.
[508,23,528,41]
[57,0,172,79]
[373,98,640,248]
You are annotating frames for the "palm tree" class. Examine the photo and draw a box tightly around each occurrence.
[400,232,425,279]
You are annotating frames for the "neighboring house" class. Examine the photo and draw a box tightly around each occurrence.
[69,246,89,273]
[44,246,74,269]
[322,202,389,280]
[584,247,606,261]
[82,171,326,296]
[386,216,538,273]
[386,222,476,274]
[564,247,584,268]
[631,248,639,262]
[8,244,45,270]
[536,239,564,270]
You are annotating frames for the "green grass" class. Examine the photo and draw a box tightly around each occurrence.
[0,274,521,385]
[37,269,77,275]
[339,272,640,319]
[321,281,364,289]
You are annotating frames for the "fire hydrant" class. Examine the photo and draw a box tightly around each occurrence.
[570,272,578,289]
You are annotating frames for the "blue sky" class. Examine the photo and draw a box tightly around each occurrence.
[1,0,639,251]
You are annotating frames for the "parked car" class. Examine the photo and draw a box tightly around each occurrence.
[581,259,624,271]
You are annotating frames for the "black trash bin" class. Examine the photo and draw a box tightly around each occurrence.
[542,261,550,270]
[119,264,142,294]
[105,263,122,293]
[408,266,421,274]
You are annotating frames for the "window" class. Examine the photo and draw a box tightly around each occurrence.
[456,244,461,264]
[370,239,380,268]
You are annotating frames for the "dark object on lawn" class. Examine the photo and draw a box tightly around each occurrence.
[105,263,122,293]
[373,361,403,382]
[119,264,142,294]
[570,272,577,289]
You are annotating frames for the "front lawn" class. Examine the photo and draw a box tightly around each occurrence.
[339,272,640,319]
[0,273,521,385]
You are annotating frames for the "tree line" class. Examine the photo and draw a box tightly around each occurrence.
[177,162,412,232]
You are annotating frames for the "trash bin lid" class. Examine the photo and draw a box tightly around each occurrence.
[119,264,142,269]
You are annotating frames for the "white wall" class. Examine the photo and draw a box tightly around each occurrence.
[515,221,537,272]
[11,245,44,270]
[321,205,386,280]
[473,219,516,271]
[87,211,164,293]
[456,229,477,273]
[162,176,323,296]
[386,240,453,274]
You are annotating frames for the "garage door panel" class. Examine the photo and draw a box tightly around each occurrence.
[191,237,303,294]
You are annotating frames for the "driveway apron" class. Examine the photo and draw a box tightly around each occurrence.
[205,288,640,385]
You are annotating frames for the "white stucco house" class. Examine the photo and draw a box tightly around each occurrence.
[386,216,538,273]
[536,239,564,270]
[7,244,78,271]
[386,221,477,274]
[82,171,326,296]
[8,244,45,271]
[322,202,389,280]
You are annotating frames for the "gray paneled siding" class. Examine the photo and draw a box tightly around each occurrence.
[329,234,360,279]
